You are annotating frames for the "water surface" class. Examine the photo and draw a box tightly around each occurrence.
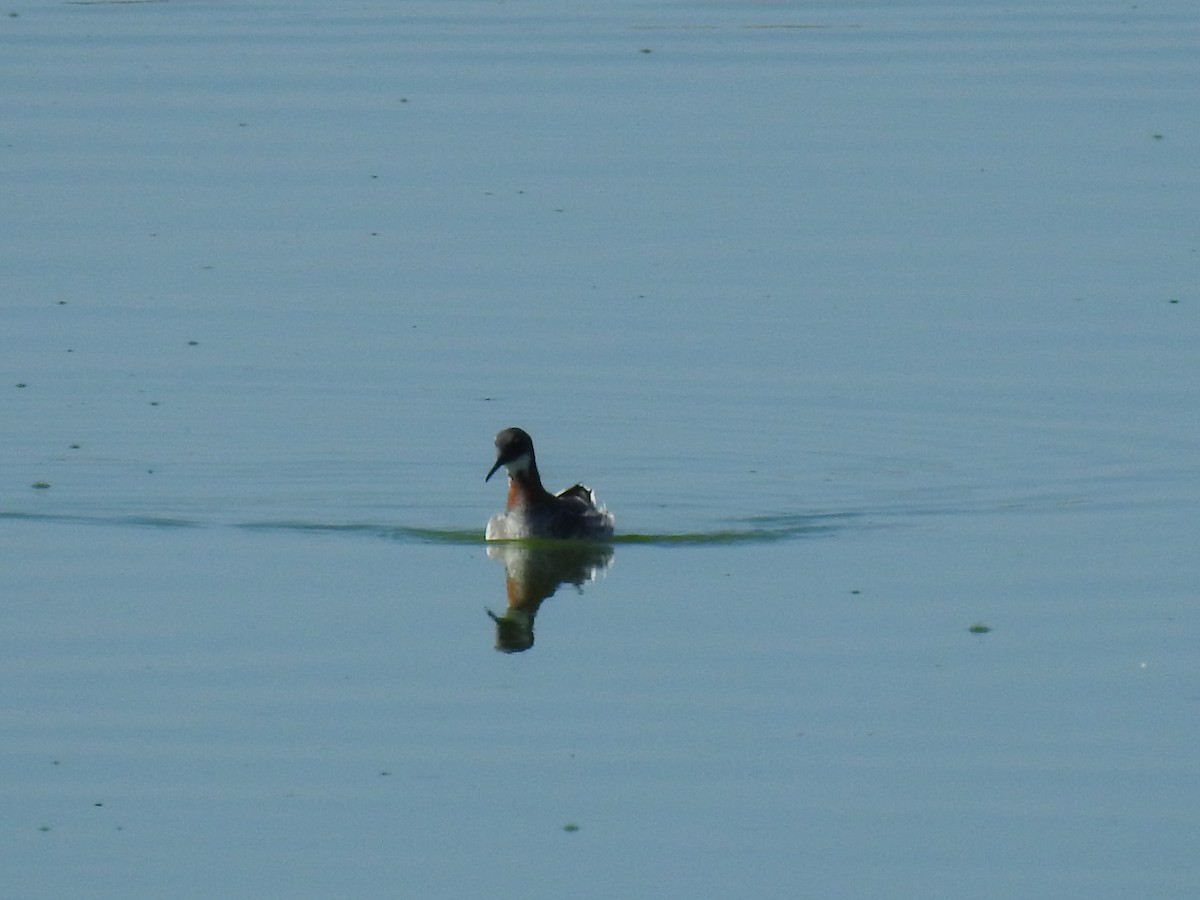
[2,1,1198,897]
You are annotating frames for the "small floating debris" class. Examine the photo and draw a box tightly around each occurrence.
[562,822,580,833]
[31,481,51,490]
[967,623,991,634]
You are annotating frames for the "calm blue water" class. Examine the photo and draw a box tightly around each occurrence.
[3,1,1198,897]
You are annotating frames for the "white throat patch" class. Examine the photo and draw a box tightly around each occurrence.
[505,451,534,477]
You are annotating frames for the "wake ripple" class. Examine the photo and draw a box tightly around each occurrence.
[2,510,855,546]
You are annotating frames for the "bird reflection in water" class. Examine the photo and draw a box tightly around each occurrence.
[486,540,613,652]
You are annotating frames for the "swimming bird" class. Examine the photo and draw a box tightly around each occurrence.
[485,427,614,541]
